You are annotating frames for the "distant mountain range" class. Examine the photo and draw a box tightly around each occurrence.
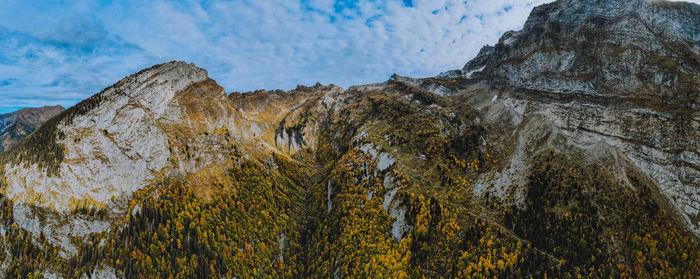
[0,105,64,153]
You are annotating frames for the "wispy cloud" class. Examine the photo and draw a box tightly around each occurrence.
[3,0,693,113]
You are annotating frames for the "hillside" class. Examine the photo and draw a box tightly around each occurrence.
[0,105,64,153]
[0,0,698,278]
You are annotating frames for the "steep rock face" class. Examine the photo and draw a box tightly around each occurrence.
[1,62,239,212]
[0,62,344,253]
[229,82,345,154]
[475,0,699,98]
[0,0,698,275]
[0,105,64,152]
[458,0,700,235]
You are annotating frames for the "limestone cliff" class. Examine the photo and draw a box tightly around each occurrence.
[0,0,698,275]
[445,0,700,236]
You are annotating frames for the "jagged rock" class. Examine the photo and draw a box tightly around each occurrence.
[0,0,698,268]
[436,69,463,79]
[461,0,700,235]
[462,45,494,76]
[471,0,699,97]
[229,83,345,153]
[0,62,347,253]
[1,62,228,213]
[428,0,700,237]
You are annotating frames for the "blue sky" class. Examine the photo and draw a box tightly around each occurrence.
[0,0,611,113]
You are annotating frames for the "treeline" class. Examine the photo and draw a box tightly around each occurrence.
[0,190,63,278]
[503,151,699,278]
[0,83,697,278]
[65,155,306,278]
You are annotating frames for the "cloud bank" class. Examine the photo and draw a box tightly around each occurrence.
[2,0,695,113]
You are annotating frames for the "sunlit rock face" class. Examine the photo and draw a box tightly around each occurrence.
[0,61,345,252]
[0,0,698,263]
[1,62,232,212]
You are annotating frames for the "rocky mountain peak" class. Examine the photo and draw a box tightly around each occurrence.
[460,0,699,101]
[0,1,699,276]
[0,61,229,214]
[84,61,209,120]
[0,105,65,132]
[438,0,700,237]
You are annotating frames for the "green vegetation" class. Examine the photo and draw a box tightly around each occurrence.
[64,154,306,278]
[0,79,696,278]
[0,191,64,278]
[503,151,699,278]
[0,88,109,176]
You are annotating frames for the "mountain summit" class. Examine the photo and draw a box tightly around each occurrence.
[465,0,699,97]
[442,0,700,236]
[0,0,698,277]
[3,62,216,210]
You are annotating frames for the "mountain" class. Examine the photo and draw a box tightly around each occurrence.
[0,0,698,278]
[442,0,700,236]
[0,105,64,153]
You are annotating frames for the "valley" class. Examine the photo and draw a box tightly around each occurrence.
[0,0,698,277]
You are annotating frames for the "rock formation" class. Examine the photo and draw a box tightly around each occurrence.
[0,0,698,277]
[451,0,700,235]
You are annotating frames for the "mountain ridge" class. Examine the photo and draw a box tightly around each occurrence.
[0,0,697,277]
[440,0,700,237]
[0,105,64,153]
[456,0,699,98]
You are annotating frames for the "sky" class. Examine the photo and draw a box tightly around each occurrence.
[0,0,696,114]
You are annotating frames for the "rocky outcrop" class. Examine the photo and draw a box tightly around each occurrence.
[472,0,699,98]
[0,62,345,252]
[0,0,698,261]
[229,82,345,154]
[1,62,236,212]
[0,105,64,152]
[455,0,700,236]
[462,45,495,77]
